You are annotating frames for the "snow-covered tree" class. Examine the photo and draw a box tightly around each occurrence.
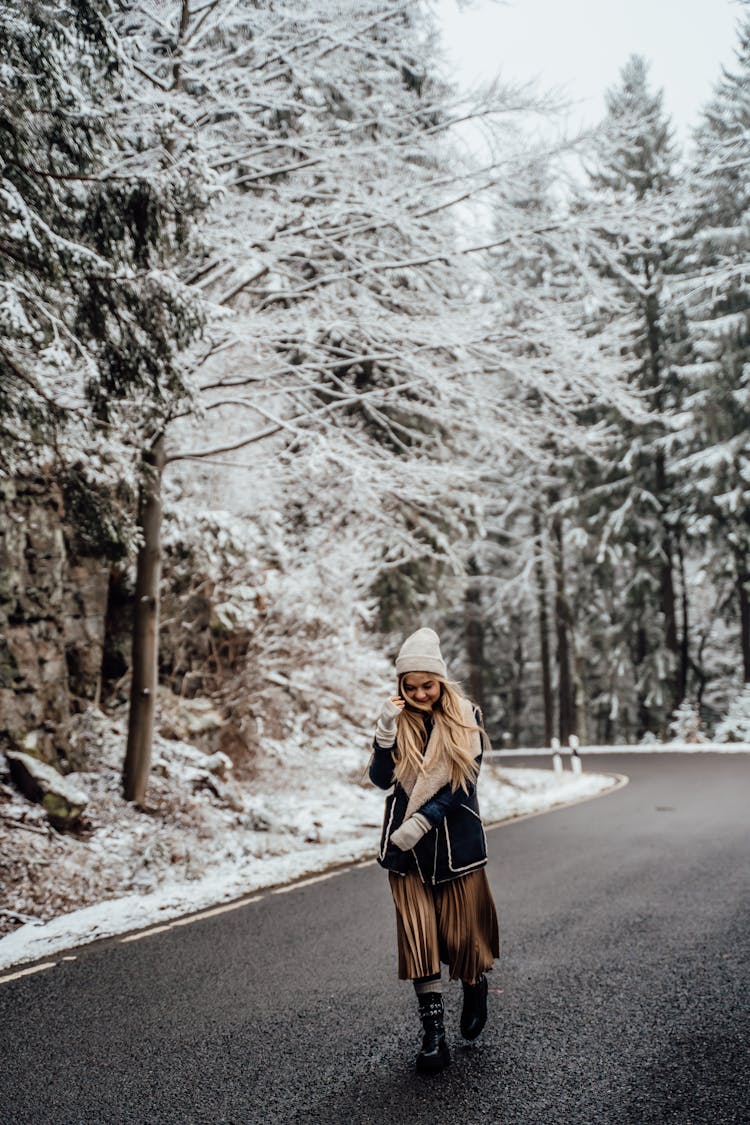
[104,0,648,789]
[0,0,202,552]
[715,684,750,741]
[423,147,641,745]
[100,1,560,795]
[668,699,706,743]
[574,55,691,737]
[675,9,750,682]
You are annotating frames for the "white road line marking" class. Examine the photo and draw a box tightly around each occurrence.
[272,869,344,894]
[0,961,57,985]
[170,895,263,925]
[120,924,174,943]
[61,955,77,961]
[118,894,267,944]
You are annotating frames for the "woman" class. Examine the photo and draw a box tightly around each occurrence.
[369,627,500,1074]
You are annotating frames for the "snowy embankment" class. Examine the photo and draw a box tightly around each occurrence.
[0,714,619,974]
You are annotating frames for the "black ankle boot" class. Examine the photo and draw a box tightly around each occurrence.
[416,993,450,1074]
[460,974,488,1040]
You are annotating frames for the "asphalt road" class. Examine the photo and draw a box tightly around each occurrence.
[1,753,748,1125]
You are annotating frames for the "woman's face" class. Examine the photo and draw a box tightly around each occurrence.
[401,673,442,710]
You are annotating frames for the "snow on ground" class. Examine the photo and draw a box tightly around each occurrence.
[0,711,620,973]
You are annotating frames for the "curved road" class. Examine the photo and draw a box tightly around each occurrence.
[1,753,748,1125]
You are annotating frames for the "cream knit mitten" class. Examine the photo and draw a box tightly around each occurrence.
[374,698,401,747]
[389,813,431,851]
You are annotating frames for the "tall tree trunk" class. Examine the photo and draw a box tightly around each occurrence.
[635,621,651,737]
[738,553,750,682]
[573,648,588,745]
[552,512,576,743]
[655,450,680,714]
[644,285,680,723]
[532,507,553,746]
[676,532,690,701]
[510,616,524,749]
[464,555,485,714]
[172,0,191,87]
[123,434,166,804]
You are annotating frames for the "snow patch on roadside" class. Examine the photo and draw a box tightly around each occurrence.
[480,766,619,821]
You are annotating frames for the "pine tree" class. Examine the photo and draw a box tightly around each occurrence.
[578,55,691,736]
[676,11,750,682]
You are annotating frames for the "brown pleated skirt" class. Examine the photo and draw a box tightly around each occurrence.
[388,867,500,983]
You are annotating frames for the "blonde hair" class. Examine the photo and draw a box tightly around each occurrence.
[393,676,482,794]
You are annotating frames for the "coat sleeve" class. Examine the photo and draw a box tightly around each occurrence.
[417,780,473,826]
[368,740,396,790]
[415,707,486,827]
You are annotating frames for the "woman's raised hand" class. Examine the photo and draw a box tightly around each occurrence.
[375,697,404,746]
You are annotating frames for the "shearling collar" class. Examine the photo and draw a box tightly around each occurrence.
[401,697,480,819]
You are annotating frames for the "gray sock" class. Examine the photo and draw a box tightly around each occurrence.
[413,974,443,996]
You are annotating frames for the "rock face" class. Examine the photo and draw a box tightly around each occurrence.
[0,475,110,763]
[5,749,88,829]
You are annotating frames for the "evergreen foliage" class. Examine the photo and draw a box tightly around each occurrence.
[577,56,689,737]
[0,0,202,501]
[715,684,750,741]
[676,13,750,679]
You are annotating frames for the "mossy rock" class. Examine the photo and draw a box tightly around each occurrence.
[6,749,88,830]
[42,791,86,828]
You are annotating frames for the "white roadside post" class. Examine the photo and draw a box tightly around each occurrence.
[551,736,563,777]
[569,734,583,774]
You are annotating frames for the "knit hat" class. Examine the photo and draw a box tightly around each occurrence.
[395,627,447,679]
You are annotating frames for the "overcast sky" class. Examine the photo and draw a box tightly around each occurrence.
[436,0,742,141]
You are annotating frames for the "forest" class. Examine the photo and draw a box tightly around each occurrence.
[3,0,750,804]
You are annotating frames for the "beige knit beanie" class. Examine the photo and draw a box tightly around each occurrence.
[395,627,447,678]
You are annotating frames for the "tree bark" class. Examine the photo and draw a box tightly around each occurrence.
[738,554,750,682]
[573,649,588,745]
[552,512,576,743]
[643,281,680,723]
[464,555,485,714]
[172,0,191,88]
[123,434,166,804]
[655,448,680,715]
[509,614,524,750]
[676,532,690,702]
[635,621,651,737]
[532,507,553,745]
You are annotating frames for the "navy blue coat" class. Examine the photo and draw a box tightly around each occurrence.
[369,711,488,885]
